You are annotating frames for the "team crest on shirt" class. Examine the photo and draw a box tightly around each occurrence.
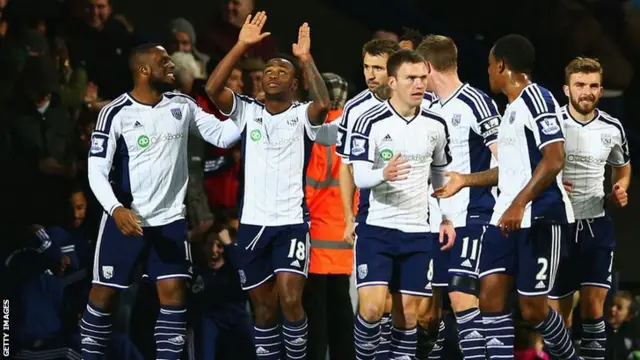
[357,264,368,279]
[170,108,183,120]
[451,114,462,127]
[238,270,246,284]
[102,266,113,279]
[428,133,438,145]
[601,133,612,146]
[508,111,516,124]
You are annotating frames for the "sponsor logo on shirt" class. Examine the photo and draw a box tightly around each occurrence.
[566,154,607,164]
[380,149,393,161]
[137,133,184,148]
[351,138,366,156]
[451,114,462,127]
[250,129,262,142]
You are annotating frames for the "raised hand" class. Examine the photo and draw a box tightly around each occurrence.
[292,22,311,59]
[383,153,411,182]
[238,11,271,46]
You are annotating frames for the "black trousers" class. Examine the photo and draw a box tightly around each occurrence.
[303,273,355,360]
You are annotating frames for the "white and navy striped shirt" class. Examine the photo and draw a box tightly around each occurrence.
[491,83,574,228]
[561,105,630,219]
[335,89,384,163]
[87,92,240,227]
[350,101,451,233]
[428,84,500,228]
[223,93,322,226]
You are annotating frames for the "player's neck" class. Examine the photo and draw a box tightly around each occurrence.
[568,104,597,122]
[389,96,417,117]
[431,73,463,103]
[504,74,532,103]
[130,87,164,106]
[264,98,293,115]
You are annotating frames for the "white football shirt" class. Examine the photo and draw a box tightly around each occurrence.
[336,89,384,163]
[350,101,452,233]
[561,105,630,219]
[491,84,574,228]
[428,84,500,228]
[88,92,241,227]
[224,93,321,226]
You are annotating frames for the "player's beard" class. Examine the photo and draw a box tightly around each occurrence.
[570,93,599,116]
[150,77,175,94]
[372,84,391,100]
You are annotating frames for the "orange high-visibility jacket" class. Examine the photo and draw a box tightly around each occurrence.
[305,109,353,275]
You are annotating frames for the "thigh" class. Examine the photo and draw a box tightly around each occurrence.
[146,219,192,282]
[272,223,310,278]
[394,232,434,297]
[479,225,516,279]
[235,224,277,291]
[516,223,565,296]
[579,217,615,290]
[354,224,394,289]
[431,234,450,288]
[549,223,579,301]
[94,212,148,289]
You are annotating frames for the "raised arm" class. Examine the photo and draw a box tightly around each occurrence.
[292,23,330,125]
[205,11,271,114]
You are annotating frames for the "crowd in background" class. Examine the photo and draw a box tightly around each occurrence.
[2,0,640,359]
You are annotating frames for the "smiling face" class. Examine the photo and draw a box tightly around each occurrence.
[144,46,176,92]
[564,71,602,116]
[262,58,297,98]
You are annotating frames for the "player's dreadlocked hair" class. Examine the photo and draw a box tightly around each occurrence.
[362,39,401,59]
[492,34,535,75]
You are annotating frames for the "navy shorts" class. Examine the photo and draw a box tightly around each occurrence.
[93,213,192,288]
[549,216,615,299]
[354,223,434,297]
[432,225,487,294]
[479,223,567,296]
[235,223,310,290]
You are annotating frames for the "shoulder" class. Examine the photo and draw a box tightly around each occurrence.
[597,110,626,138]
[520,84,558,118]
[420,108,448,132]
[345,89,373,110]
[423,91,436,103]
[456,85,499,119]
[352,103,391,135]
[95,94,133,133]
[164,92,197,105]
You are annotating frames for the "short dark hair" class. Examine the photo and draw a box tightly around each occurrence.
[416,34,458,72]
[564,57,603,85]
[387,50,425,77]
[492,34,535,75]
[128,43,163,72]
[399,27,424,49]
[362,39,401,59]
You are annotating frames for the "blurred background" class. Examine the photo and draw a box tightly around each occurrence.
[1,0,640,359]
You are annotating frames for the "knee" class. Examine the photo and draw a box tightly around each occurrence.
[253,300,278,325]
[157,279,186,305]
[359,301,385,323]
[89,284,118,310]
[279,289,303,312]
[479,291,504,313]
[519,298,547,325]
[449,291,478,313]
[581,295,606,320]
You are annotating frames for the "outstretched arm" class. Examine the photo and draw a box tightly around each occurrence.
[205,12,271,114]
[293,23,330,125]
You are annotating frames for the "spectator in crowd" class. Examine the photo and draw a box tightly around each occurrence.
[372,28,399,42]
[168,17,210,76]
[514,321,549,360]
[66,0,137,100]
[303,72,355,360]
[51,36,91,114]
[242,57,265,100]
[172,51,205,94]
[197,0,278,62]
[7,55,77,227]
[607,290,640,359]
[188,225,255,360]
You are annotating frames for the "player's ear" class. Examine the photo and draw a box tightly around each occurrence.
[139,65,149,76]
[291,78,299,92]
[563,84,570,98]
[388,76,396,90]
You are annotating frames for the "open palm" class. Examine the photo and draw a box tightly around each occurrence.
[238,11,271,45]
[292,22,311,58]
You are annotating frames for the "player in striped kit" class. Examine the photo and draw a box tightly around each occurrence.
[549,57,631,360]
[417,34,500,360]
[335,38,400,358]
[205,12,331,360]
[82,44,241,360]
[435,34,580,360]
[349,49,455,360]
